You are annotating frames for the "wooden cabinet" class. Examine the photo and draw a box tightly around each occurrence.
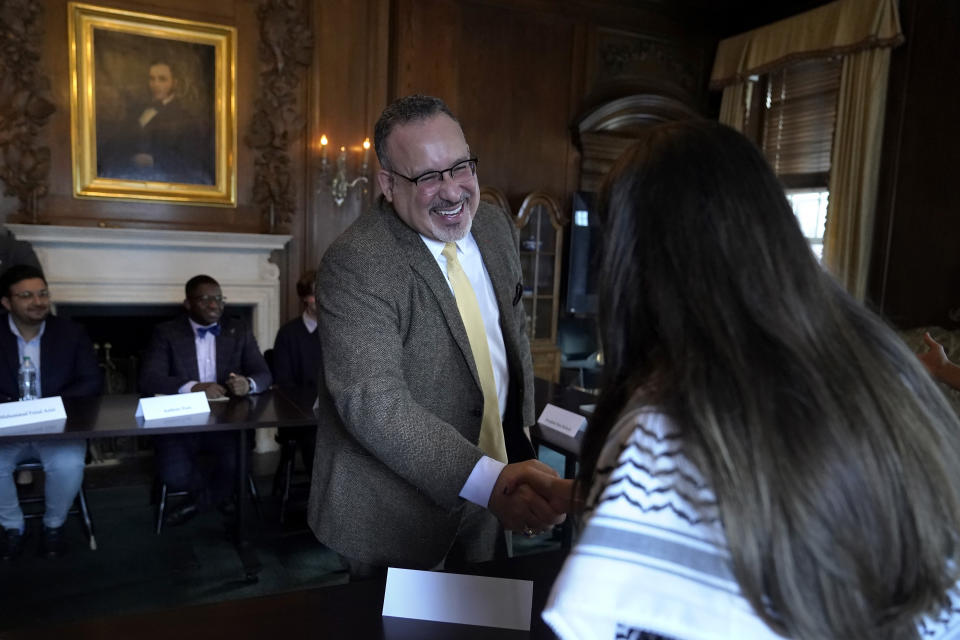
[516,192,566,383]
[479,187,568,383]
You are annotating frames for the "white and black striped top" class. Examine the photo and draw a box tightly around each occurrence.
[543,409,960,640]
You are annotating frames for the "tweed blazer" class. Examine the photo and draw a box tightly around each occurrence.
[138,314,272,395]
[308,197,536,568]
[0,314,102,402]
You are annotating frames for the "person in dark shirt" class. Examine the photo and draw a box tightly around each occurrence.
[139,275,272,526]
[271,270,322,472]
[100,60,213,184]
[0,265,102,560]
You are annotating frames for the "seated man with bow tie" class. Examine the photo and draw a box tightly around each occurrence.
[139,274,272,527]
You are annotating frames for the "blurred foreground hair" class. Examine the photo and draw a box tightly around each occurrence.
[580,119,960,640]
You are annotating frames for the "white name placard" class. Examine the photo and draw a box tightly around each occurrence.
[136,392,210,421]
[538,403,587,437]
[0,396,67,430]
[382,568,533,631]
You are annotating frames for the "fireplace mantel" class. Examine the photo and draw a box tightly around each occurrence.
[7,224,291,350]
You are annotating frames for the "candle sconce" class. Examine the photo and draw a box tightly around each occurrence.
[318,135,370,207]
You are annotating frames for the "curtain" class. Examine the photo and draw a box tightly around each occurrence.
[718,82,747,132]
[710,0,903,298]
[822,46,892,299]
[710,0,902,89]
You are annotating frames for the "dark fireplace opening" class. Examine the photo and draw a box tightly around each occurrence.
[52,303,257,468]
[56,303,254,395]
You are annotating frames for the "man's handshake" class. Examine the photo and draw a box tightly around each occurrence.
[488,459,576,534]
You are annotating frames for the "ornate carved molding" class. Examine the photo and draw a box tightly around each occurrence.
[596,29,701,97]
[246,0,313,233]
[573,94,700,192]
[0,0,55,221]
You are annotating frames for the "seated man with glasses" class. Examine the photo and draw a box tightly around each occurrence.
[0,264,103,560]
[140,274,272,527]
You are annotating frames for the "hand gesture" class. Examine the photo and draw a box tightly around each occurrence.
[226,373,251,396]
[918,332,949,378]
[488,459,569,534]
[191,382,227,399]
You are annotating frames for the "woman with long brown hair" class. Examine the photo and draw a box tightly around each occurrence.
[543,120,960,639]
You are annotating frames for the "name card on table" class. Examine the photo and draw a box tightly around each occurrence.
[0,397,67,430]
[382,568,533,631]
[538,402,587,437]
[136,392,210,421]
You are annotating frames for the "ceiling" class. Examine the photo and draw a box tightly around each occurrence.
[590,0,836,37]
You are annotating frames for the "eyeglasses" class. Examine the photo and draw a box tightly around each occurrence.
[11,290,49,301]
[191,295,225,305]
[388,158,478,196]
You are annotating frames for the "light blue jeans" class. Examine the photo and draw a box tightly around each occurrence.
[0,440,86,532]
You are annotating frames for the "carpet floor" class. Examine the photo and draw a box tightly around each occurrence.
[0,449,566,632]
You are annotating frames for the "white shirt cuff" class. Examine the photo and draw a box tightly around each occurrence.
[179,381,198,394]
[248,377,258,394]
[459,456,507,508]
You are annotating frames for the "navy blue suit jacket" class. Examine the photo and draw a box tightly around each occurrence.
[138,315,272,395]
[0,314,103,402]
[271,317,322,390]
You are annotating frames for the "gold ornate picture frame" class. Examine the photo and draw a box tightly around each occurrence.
[68,3,237,206]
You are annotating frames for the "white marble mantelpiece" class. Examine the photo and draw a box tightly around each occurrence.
[7,224,291,349]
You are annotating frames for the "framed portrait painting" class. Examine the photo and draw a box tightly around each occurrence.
[68,3,237,206]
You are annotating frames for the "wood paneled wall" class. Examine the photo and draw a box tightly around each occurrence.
[868,0,960,329]
[387,0,712,212]
[4,0,713,329]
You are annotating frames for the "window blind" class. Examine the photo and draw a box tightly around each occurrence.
[760,57,842,183]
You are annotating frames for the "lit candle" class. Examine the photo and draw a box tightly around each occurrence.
[320,134,328,166]
[362,138,371,173]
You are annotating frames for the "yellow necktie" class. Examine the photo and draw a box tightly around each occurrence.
[442,242,508,463]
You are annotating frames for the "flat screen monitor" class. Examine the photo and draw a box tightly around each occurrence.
[565,191,598,315]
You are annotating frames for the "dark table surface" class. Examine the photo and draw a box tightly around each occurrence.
[0,386,321,579]
[0,382,588,637]
[11,549,567,640]
[530,378,596,467]
[0,387,317,443]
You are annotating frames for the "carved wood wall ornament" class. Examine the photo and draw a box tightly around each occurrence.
[247,0,314,233]
[0,0,55,221]
[595,28,702,100]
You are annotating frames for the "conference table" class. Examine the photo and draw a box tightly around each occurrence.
[0,387,319,579]
[0,380,598,638]
[17,547,567,640]
[0,380,595,578]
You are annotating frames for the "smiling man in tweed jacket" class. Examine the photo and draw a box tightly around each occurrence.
[307,95,568,572]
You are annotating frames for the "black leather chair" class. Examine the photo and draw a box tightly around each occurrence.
[557,316,602,392]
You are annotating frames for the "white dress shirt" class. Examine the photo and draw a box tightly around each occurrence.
[419,232,509,508]
[302,311,317,334]
[177,318,218,394]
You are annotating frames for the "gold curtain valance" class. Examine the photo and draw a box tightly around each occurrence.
[710,0,903,89]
